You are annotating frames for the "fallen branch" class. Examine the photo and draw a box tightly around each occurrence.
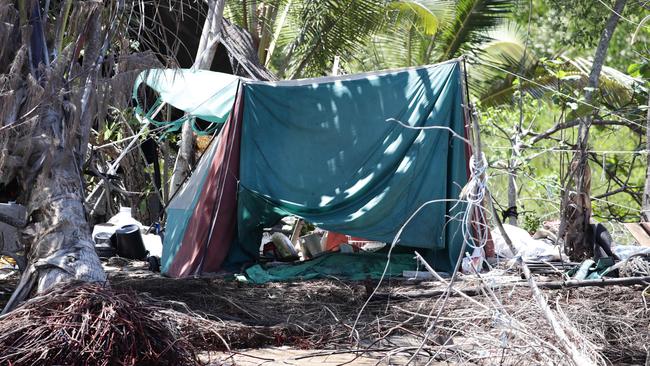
[386,275,650,299]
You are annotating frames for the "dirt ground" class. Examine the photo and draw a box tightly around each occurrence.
[1,259,649,365]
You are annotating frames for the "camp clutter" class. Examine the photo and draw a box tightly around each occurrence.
[130,58,650,285]
[91,206,163,271]
[0,58,648,365]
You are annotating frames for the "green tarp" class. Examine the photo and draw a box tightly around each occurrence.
[234,62,468,272]
[245,252,417,284]
[137,60,471,276]
[133,69,239,124]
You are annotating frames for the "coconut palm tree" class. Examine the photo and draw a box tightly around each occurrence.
[0,0,195,313]
[225,0,388,78]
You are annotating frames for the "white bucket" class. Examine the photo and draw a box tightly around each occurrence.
[301,233,324,258]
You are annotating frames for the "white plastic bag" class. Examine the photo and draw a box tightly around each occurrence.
[492,224,565,261]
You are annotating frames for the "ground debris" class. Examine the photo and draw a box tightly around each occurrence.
[0,264,648,365]
[0,283,201,366]
[110,270,650,365]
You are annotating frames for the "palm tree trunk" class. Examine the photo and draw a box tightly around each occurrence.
[1,74,107,314]
[257,2,280,63]
[3,133,106,314]
[1,2,109,312]
[169,0,226,196]
[1,0,129,313]
[562,0,627,260]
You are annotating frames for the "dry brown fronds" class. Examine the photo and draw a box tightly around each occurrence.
[0,282,202,366]
[110,271,650,365]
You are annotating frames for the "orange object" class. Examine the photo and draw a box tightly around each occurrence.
[324,232,367,252]
[324,232,348,251]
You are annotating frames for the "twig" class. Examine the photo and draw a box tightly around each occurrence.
[486,187,594,365]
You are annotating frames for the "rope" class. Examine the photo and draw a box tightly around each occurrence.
[620,254,650,277]
[461,153,490,250]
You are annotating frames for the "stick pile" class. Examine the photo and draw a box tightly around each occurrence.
[0,283,200,366]
[111,273,650,365]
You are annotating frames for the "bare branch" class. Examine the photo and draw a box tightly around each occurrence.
[529,119,641,145]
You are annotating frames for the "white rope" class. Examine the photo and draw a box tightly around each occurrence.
[461,152,490,250]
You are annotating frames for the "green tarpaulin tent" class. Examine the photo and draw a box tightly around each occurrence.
[134,59,474,279]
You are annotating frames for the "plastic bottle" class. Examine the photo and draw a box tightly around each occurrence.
[108,207,143,228]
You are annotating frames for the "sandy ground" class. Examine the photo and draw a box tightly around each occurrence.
[201,347,450,365]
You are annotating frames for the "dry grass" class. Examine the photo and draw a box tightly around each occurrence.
[0,266,647,365]
[109,269,650,365]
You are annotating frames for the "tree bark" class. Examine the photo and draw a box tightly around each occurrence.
[506,162,518,225]
[3,106,106,314]
[507,138,522,226]
[641,93,650,221]
[562,0,628,260]
[169,0,226,196]
[1,1,125,312]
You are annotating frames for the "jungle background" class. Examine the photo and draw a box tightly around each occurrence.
[2,0,650,294]
[123,0,650,235]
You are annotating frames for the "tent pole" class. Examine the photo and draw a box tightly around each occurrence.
[459,57,494,258]
[459,57,481,158]
[459,59,592,366]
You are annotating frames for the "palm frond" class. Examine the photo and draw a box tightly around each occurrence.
[353,0,454,71]
[569,57,646,111]
[387,0,451,36]
[275,0,386,78]
[467,21,538,105]
[434,0,516,62]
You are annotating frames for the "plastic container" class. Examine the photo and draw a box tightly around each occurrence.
[93,231,113,246]
[94,244,116,258]
[301,233,324,258]
[573,259,595,280]
[93,231,116,258]
[114,224,148,260]
[108,207,143,228]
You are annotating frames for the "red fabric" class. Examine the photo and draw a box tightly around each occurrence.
[325,232,369,252]
[167,87,243,277]
[324,232,348,251]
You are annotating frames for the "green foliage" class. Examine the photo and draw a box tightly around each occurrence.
[254,0,387,78]
[545,0,611,48]
[482,89,646,223]
[101,121,123,142]
[522,213,541,233]
[388,1,442,35]
[434,0,516,61]
[628,62,650,79]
